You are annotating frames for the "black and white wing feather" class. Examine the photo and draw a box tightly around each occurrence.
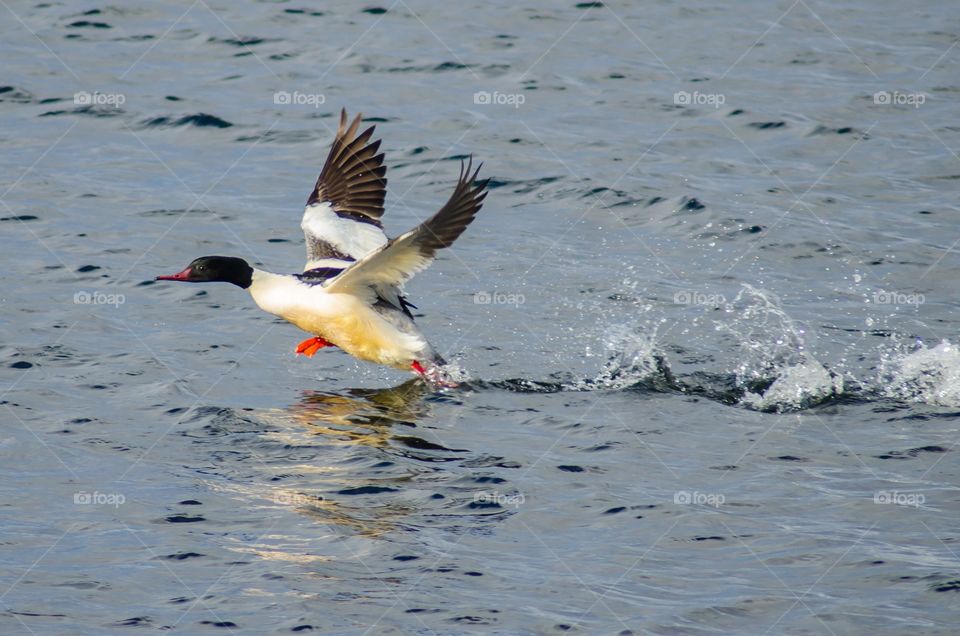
[323,159,488,305]
[301,109,389,270]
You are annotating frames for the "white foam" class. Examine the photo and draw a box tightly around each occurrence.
[582,322,663,390]
[742,358,844,411]
[719,285,842,411]
[878,340,960,406]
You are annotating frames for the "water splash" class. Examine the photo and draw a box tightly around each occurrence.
[717,285,844,412]
[739,360,845,411]
[474,298,671,394]
[505,284,848,410]
[878,339,960,406]
[476,282,960,412]
[569,320,666,391]
[426,358,474,389]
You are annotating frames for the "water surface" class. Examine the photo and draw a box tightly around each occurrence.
[1,1,959,633]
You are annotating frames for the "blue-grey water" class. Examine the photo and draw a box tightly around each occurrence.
[2,1,959,634]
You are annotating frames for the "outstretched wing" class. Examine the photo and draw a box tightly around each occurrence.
[323,159,488,306]
[301,109,389,270]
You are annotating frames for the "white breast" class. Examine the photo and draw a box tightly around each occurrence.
[246,270,335,319]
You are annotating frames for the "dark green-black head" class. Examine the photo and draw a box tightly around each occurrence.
[156,256,253,289]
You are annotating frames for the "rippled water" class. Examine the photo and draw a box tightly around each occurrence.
[2,1,959,634]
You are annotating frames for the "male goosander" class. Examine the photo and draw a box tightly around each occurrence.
[157,109,488,382]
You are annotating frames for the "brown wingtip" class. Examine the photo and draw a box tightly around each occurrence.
[333,109,366,150]
[308,108,386,224]
[458,156,486,187]
[411,156,490,252]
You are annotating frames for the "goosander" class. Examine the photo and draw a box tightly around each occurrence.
[157,109,488,382]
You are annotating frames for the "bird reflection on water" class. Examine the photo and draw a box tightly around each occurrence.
[246,379,469,538]
[293,379,432,434]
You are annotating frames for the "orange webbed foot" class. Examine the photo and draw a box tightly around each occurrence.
[295,336,333,358]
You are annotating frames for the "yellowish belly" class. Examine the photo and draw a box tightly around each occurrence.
[247,274,424,370]
[284,303,421,369]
